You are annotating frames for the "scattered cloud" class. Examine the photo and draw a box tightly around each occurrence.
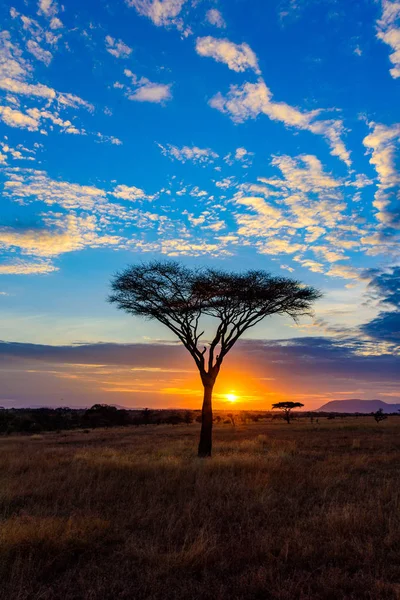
[105,35,132,58]
[363,121,400,188]
[0,31,94,137]
[26,39,52,65]
[125,0,188,32]
[0,214,122,258]
[326,265,360,280]
[0,140,38,161]
[37,0,59,19]
[111,184,155,201]
[295,258,325,273]
[363,121,400,229]
[270,154,340,192]
[196,36,260,74]
[229,152,372,274]
[157,143,219,164]
[4,170,107,210]
[96,133,123,145]
[209,79,351,165]
[116,69,172,103]
[133,237,232,257]
[224,147,254,166]
[0,105,39,130]
[205,9,226,29]
[377,0,400,79]
[0,259,57,275]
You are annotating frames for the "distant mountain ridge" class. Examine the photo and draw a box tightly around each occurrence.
[317,399,400,413]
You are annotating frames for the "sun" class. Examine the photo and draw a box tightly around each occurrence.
[225,393,238,403]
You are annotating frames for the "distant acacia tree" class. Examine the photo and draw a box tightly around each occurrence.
[272,401,305,424]
[373,408,387,424]
[109,261,320,457]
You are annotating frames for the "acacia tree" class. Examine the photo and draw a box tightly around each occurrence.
[109,261,321,457]
[373,408,387,424]
[272,401,305,424]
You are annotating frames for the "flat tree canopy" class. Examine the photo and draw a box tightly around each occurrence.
[272,401,305,423]
[109,261,321,455]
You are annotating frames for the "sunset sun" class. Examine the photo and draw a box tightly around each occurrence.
[225,393,238,403]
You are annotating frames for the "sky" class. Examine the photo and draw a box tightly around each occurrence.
[0,0,399,410]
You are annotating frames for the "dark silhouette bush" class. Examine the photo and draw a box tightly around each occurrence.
[373,409,388,424]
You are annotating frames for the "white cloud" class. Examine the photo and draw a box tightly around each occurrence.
[363,121,400,188]
[26,40,52,65]
[3,169,156,217]
[118,70,172,103]
[0,76,93,111]
[209,79,351,165]
[295,258,325,273]
[257,238,305,255]
[4,170,107,210]
[270,154,341,192]
[158,143,219,164]
[0,259,57,275]
[111,184,154,201]
[0,32,93,137]
[37,0,58,18]
[228,152,368,271]
[0,105,39,130]
[125,0,187,30]
[215,176,236,189]
[132,237,232,257]
[326,265,360,280]
[235,196,286,238]
[377,0,400,78]
[206,9,226,28]
[96,133,123,145]
[0,31,32,80]
[363,121,400,228]
[0,141,37,161]
[50,17,63,29]
[224,147,254,166]
[0,78,56,100]
[235,147,252,161]
[129,81,172,102]
[0,104,90,135]
[196,37,260,74]
[0,215,122,258]
[105,36,133,59]
[312,245,348,263]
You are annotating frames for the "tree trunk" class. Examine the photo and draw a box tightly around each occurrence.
[198,383,214,457]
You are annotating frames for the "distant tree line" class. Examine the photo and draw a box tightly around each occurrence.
[0,405,261,434]
[0,405,193,434]
[0,405,397,435]
[0,405,289,434]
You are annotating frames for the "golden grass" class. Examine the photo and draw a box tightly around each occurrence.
[1,418,400,599]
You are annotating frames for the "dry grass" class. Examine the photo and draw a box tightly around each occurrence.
[1,418,400,599]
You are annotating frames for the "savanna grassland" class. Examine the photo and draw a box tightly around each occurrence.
[1,418,400,600]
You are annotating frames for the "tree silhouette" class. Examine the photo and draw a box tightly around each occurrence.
[109,261,321,457]
[373,408,387,424]
[272,401,305,424]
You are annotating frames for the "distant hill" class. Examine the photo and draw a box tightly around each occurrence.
[317,399,400,413]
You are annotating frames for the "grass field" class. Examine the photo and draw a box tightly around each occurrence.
[1,418,400,599]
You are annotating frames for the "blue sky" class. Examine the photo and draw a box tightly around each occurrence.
[0,0,399,408]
